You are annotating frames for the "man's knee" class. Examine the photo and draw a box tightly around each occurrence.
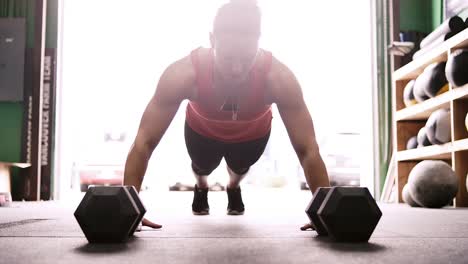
[229,166,250,176]
[192,162,219,176]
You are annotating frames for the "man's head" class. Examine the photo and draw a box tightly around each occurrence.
[210,0,261,84]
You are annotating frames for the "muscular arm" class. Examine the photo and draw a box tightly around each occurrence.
[268,57,330,194]
[124,56,195,191]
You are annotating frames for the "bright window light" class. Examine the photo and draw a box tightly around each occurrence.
[60,0,373,193]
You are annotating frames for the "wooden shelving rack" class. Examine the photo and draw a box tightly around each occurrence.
[392,28,468,207]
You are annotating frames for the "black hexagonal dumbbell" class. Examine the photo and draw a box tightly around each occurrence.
[126,186,147,235]
[305,187,332,236]
[74,186,146,243]
[317,187,382,243]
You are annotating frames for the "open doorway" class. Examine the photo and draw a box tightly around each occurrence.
[57,0,374,198]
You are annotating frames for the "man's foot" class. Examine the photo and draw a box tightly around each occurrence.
[227,186,245,215]
[192,184,209,215]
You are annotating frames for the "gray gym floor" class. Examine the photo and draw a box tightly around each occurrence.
[1,187,468,264]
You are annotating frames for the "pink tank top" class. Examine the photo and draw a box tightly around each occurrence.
[185,47,273,143]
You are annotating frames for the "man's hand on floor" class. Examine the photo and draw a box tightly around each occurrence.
[142,218,162,229]
[300,223,315,231]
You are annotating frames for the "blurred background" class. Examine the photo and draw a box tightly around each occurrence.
[60,0,373,195]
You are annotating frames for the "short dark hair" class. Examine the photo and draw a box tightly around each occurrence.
[213,0,261,37]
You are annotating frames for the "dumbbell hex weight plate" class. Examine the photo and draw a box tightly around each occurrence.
[126,186,147,236]
[317,187,382,243]
[305,187,332,236]
[74,186,140,243]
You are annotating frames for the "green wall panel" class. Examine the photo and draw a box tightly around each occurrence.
[400,0,443,33]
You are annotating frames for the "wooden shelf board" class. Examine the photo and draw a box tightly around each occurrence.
[452,30,468,50]
[396,85,468,121]
[397,138,468,161]
[394,29,468,81]
[453,138,468,152]
[451,84,468,101]
[397,143,452,161]
[396,93,451,121]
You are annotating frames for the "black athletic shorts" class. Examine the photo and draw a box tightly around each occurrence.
[184,122,271,176]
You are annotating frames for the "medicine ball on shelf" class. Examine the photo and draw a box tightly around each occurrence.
[466,172,468,193]
[402,184,421,207]
[422,62,449,98]
[413,74,431,103]
[426,109,451,145]
[406,136,418,150]
[465,112,468,132]
[446,49,468,87]
[417,127,432,147]
[403,80,417,107]
[407,160,458,208]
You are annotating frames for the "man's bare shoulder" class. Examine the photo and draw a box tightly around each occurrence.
[266,55,301,105]
[159,53,197,100]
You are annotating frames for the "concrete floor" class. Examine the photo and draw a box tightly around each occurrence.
[1,187,468,264]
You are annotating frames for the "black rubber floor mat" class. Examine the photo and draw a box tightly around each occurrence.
[0,219,50,229]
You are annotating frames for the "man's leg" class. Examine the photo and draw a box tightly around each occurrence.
[194,175,209,189]
[224,130,271,215]
[226,166,248,189]
[184,122,224,215]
